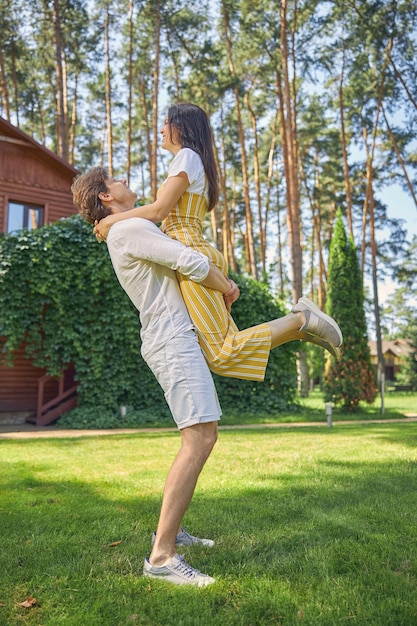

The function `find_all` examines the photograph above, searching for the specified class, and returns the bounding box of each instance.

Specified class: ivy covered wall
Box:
[0,216,297,427]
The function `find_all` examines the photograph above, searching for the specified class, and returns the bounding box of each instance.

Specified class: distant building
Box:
[0,117,79,425]
[368,338,414,382]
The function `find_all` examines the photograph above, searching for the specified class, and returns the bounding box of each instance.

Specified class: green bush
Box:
[0,216,297,427]
[213,272,298,413]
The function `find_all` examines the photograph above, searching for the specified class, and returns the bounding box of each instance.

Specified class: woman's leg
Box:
[268,312,305,348]
[269,297,343,356]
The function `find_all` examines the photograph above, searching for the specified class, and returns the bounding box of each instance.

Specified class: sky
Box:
[376,182,416,304]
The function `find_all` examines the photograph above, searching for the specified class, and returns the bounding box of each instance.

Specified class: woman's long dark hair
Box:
[167,103,219,212]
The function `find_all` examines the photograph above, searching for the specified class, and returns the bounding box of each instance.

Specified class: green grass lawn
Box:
[55,390,417,431]
[1,422,416,625]
[219,389,417,426]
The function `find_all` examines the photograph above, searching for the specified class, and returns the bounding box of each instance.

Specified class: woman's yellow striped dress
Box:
[162,190,271,381]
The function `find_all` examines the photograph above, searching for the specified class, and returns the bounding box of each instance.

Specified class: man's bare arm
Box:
[201,262,239,312]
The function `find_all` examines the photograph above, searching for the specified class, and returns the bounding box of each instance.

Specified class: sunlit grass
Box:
[1,423,416,625]
[220,389,417,426]
[297,388,417,417]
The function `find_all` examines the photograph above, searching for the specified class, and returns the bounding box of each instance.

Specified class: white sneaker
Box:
[292,296,343,358]
[143,554,215,587]
[152,527,215,548]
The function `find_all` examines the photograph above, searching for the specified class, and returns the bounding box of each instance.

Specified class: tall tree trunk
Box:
[314,151,327,310]
[369,171,384,394]
[0,44,10,121]
[266,115,285,296]
[237,96,257,278]
[104,4,113,175]
[100,123,106,167]
[279,0,302,303]
[53,0,68,160]
[265,112,280,276]
[299,145,326,308]
[38,94,46,143]
[138,73,152,193]
[279,0,307,395]
[150,0,161,200]
[222,0,257,278]
[217,105,236,272]
[245,93,265,274]
[266,110,288,295]
[126,0,134,185]
[11,52,20,125]
[276,199,285,297]
[62,48,69,153]
[339,35,353,238]
[362,34,394,398]
[360,126,369,275]
[68,73,78,165]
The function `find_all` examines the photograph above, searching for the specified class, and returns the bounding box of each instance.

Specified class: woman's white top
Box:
[167,148,208,199]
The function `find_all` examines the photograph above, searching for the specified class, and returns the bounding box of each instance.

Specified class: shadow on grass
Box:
[0,429,416,625]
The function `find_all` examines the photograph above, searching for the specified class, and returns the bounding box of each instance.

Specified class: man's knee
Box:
[203,421,218,451]
[182,421,218,457]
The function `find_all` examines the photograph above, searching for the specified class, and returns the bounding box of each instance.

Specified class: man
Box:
[72,167,236,587]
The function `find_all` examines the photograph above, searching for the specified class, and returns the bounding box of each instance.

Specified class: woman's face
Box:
[160,117,181,154]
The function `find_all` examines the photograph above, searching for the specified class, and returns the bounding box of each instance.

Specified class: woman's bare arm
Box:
[94,174,189,241]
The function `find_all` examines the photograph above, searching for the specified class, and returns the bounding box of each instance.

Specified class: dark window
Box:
[7,201,44,233]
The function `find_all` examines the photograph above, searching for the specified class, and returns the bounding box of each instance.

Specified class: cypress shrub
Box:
[324,211,377,410]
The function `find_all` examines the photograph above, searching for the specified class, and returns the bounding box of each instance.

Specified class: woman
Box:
[94,103,342,380]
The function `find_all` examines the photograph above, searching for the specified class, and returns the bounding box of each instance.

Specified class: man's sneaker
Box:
[292,296,343,358]
[143,553,215,587]
[152,528,215,548]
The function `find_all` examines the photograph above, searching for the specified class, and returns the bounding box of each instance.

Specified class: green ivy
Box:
[0,216,297,427]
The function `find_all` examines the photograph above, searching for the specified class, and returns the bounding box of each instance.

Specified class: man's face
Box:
[104,177,137,208]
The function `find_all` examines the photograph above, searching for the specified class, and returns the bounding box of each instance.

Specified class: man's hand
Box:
[223,279,240,312]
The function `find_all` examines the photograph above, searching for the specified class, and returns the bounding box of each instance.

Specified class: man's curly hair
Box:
[71,166,112,224]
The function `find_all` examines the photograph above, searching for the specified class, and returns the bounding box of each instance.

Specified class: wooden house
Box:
[0,116,79,425]
[368,338,414,387]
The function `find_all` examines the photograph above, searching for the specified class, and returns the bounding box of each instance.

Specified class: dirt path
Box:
[0,416,416,439]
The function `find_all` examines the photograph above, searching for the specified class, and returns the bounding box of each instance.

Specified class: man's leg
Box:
[149,420,218,567]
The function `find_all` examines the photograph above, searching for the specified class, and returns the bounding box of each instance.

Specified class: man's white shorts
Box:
[144,330,222,430]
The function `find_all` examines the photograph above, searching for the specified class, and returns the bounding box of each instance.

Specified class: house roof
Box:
[368,339,414,359]
[0,116,78,178]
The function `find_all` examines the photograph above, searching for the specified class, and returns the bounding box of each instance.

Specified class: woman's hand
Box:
[93,215,114,243]
[93,220,103,243]
[223,279,240,312]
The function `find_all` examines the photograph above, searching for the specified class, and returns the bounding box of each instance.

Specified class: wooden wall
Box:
[0,118,79,417]
[0,343,47,411]
[0,180,76,229]
[0,138,77,231]
[0,342,76,412]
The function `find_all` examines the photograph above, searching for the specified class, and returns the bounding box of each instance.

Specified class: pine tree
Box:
[325,211,377,411]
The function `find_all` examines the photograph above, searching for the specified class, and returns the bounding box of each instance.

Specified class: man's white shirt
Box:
[106,217,209,360]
